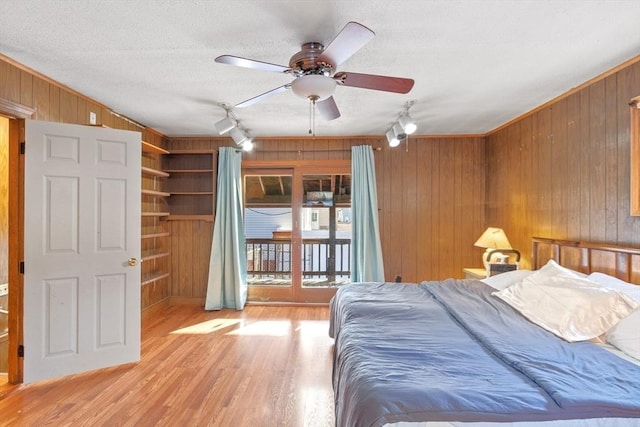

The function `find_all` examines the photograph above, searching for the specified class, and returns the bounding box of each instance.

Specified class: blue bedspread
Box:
[330,280,640,427]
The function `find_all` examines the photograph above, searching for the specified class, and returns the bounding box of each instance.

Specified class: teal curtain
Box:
[350,145,385,282]
[205,147,247,310]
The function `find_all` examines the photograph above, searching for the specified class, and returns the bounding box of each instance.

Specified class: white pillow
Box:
[481,269,533,290]
[536,259,586,278]
[587,272,640,359]
[493,274,638,342]
[605,308,640,360]
[587,272,640,302]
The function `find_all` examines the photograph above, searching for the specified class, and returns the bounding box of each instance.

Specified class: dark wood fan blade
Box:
[215,55,291,74]
[317,22,375,67]
[235,84,291,108]
[333,71,414,94]
[316,96,341,121]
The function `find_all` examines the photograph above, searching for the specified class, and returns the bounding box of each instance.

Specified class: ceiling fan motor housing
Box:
[289,42,333,76]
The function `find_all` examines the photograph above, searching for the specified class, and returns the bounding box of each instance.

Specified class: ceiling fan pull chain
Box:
[309,98,313,135]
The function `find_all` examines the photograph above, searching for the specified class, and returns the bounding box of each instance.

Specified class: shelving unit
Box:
[141,141,171,291]
[162,149,216,221]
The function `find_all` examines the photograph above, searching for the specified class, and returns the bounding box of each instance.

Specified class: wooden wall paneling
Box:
[579,88,592,240]
[589,80,607,242]
[472,137,486,268]
[402,138,418,282]
[19,70,33,108]
[566,93,582,239]
[0,61,21,102]
[59,89,77,124]
[387,142,403,280]
[430,140,442,279]
[438,140,456,279]
[416,140,433,280]
[48,84,60,122]
[33,78,50,121]
[604,74,619,242]
[552,98,568,240]
[537,107,553,240]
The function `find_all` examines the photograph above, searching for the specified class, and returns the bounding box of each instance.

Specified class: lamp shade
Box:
[291,74,337,101]
[215,116,237,134]
[474,227,512,249]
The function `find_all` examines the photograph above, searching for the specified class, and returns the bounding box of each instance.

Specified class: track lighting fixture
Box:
[398,114,417,135]
[230,127,248,144]
[386,129,400,147]
[387,101,417,148]
[215,116,237,134]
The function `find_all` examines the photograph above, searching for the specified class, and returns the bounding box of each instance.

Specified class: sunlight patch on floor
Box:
[226,320,292,336]
[170,318,242,335]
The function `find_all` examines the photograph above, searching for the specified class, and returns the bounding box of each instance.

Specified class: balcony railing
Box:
[246,238,351,283]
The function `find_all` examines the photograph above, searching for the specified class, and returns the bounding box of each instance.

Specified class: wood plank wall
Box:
[167,136,486,300]
[0,56,167,310]
[486,59,640,269]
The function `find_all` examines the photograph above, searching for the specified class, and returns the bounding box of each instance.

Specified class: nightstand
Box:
[463,268,486,279]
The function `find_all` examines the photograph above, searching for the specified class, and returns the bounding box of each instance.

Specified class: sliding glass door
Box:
[243,161,351,303]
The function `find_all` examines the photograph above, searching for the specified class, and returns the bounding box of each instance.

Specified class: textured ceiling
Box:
[1,1,639,138]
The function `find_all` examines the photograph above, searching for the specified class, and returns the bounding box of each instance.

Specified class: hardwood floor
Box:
[0,305,335,426]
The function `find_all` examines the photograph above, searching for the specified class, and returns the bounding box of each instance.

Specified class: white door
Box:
[23,119,141,383]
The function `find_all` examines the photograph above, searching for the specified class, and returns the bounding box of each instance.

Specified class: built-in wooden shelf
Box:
[141,231,171,239]
[142,251,170,262]
[141,141,169,154]
[142,211,170,217]
[169,191,213,195]
[167,214,214,222]
[142,189,171,197]
[141,271,171,286]
[163,169,214,173]
[141,166,170,177]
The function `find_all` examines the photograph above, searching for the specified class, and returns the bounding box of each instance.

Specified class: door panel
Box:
[24,119,141,383]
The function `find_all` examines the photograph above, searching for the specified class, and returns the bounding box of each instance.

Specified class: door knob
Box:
[128,258,138,266]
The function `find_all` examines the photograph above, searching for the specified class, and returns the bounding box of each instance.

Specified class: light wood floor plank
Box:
[0,305,335,426]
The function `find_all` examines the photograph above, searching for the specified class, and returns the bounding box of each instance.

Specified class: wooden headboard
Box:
[532,237,640,285]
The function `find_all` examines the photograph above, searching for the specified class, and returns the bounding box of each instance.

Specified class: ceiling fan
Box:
[214,21,415,122]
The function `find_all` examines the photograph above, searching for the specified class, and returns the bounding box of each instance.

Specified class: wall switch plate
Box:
[89,111,97,125]
[0,283,7,296]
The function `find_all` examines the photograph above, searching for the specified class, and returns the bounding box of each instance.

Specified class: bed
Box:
[330,237,640,427]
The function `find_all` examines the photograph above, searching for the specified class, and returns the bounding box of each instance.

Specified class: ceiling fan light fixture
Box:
[230,127,248,144]
[398,114,417,135]
[214,116,237,135]
[291,74,337,101]
[386,129,400,147]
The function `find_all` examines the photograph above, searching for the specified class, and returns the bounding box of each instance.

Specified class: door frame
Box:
[243,160,351,304]
[1,97,36,384]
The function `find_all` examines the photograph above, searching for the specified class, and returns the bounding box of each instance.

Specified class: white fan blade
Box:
[215,55,291,74]
[317,22,375,67]
[235,84,291,108]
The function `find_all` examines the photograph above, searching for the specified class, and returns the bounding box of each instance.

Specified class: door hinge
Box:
[18,345,24,358]
[20,141,25,154]
[19,261,24,274]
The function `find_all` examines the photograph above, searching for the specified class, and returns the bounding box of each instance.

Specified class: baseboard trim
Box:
[141,298,169,321]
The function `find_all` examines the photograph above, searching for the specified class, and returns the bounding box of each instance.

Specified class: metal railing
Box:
[246,238,351,281]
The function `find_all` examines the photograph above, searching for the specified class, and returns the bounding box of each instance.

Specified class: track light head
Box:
[215,116,237,134]
[398,114,417,135]
[392,122,407,141]
[386,129,400,147]
[230,127,248,144]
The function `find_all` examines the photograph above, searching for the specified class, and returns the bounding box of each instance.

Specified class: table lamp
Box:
[474,227,512,271]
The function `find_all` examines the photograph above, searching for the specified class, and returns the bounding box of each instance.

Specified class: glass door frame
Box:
[243,160,351,303]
